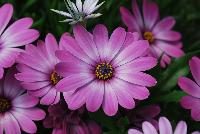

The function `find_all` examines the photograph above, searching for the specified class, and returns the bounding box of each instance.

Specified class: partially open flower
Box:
[51,0,104,25]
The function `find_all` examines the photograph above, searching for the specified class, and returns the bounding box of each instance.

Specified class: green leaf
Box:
[151,90,186,103]
[156,50,200,92]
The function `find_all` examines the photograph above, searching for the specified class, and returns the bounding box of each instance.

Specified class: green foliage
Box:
[1,0,200,133]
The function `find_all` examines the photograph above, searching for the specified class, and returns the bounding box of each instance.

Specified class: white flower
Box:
[51,0,104,24]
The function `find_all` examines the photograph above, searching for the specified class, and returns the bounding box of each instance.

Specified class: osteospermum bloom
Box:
[51,0,104,24]
[0,3,39,78]
[128,117,200,134]
[55,24,157,116]
[128,105,160,130]
[15,33,62,105]
[120,0,184,67]
[43,101,102,134]
[178,56,200,121]
[0,69,45,134]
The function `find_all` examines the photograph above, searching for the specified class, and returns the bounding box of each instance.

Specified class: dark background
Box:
[0,0,200,133]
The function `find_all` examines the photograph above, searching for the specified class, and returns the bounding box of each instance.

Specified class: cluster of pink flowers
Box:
[0,0,199,133]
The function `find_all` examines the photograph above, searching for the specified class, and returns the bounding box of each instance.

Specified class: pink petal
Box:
[15,72,49,82]
[73,24,99,60]
[102,82,118,116]
[120,7,140,33]
[1,17,33,40]
[13,107,45,121]
[174,121,187,134]
[128,129,143,134]
[142,121,158,134]
[45,33,58,64]
[93,24,109,60]
[155,41,184,57]
[86,81,104,112]
[0,4,13,35]
[12,94,39,108]
[132,0,143,28]
[21,81,50,91]
[178,77,200,98]
[123,32,140,48]
[0,48,20,68]
[67,86,89,110]
[3,113,21,134]
[153,17,176,34]
[115,57,157,72]
[40,87,57,105]
[56,74,94,92]
[55,61,91,77]
[113,81,135,109]
[143,0,159,29]
[116,72,157,87]
[114,40,149,66]
[158,117,172,134]
[28,85,54,98]
[108,27,127,61]
[113,78,150,100]
[59,33,93,64]
[12,111,37,133]
[2,29,39,47]
[180,96,200,110]
[191,107,200,121]
[155,31,181,41]
[3,69,25,99]
[189,56,200,86]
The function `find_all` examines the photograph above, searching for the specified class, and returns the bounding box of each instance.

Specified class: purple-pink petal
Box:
[178,77,200,98]
[189,56,200,86]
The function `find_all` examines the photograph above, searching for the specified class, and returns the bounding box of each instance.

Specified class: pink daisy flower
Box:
[178,56,200,121]
[128,105,160,130]
[15,33,62,105]
[43,101,102,134]
[120,0,184,67]
[0,3,39,78]
[0,69,45,134]
[55,24,157,116]
[128,117,199,134]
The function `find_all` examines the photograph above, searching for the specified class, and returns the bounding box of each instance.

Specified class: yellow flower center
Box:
[50,72,63,85]
[0,97,11,113]
[143,31,154,44]
[95,62,114,81]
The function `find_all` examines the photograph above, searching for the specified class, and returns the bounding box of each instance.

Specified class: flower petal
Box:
[155,31,181,41]
[178,77,200,98]
[3,113,20,134]
[115,57,157,72]
[120,7,140,33]
[102,82,118,116]
[0,4,13,35]
[142,121,158,134]
[114,40,149,66]
[174,121,187,134]
[93,24,109,60]
[128,129,143,134]
[155,41,184,58]
[1,18,33,40]
[116,72,157,87]
[86,81,104,112]
[12,111,37,134]
[73,25,99,60]
[12,94,39,108]
[153,17,176,34]
[189,56,200,86]
[143,0,159,29]
[159,117,172,134]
